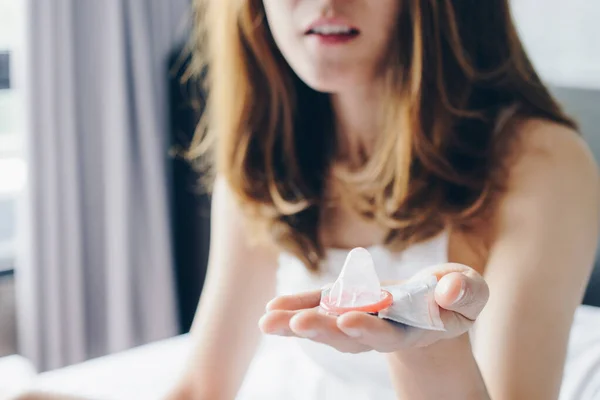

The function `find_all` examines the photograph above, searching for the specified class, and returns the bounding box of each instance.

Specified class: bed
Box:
[0,305,598,400]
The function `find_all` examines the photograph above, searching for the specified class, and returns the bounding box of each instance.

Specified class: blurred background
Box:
[0,0,598,398]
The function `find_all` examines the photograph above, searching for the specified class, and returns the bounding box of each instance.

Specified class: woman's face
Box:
[262,0,401,93]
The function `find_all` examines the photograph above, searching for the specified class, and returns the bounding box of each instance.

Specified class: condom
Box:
[319,247,445,331]
[320,248,393,315]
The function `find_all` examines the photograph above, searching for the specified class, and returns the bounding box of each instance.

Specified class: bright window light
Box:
[0,157,26,195]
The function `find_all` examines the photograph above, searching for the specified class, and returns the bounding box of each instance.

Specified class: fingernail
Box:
[265,299,276,312]
[297,330,318,338]
[343,328,362,338]
[453,280,466,305]
[438,276,467,306]
[437,277,453,296]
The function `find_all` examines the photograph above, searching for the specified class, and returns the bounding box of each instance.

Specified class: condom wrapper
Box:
[319,248,445,331]
[379,276,445,331]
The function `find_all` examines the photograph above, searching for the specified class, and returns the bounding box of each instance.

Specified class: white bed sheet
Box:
[560,305,600,400]
[30,335,190,400]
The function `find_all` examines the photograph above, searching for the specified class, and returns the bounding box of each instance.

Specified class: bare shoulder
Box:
[452,120,599,268]
[212,176,256,236]
[210,175,280,261]
[444,120,598,272]
[490,118,600,275]
[468,120,600,400]
[507,119,599,192]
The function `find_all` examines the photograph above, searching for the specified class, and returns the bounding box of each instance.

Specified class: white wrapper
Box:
[379,276,445,331]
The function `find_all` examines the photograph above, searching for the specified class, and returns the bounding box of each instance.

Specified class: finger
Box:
[291,308,371,353]
[259,310,300,336]
[435,270,489,321]
[337,311,411,352]
[259,309,342,339]
[289,308,344,339]
[265,290,322,311]
[437,307,473,336]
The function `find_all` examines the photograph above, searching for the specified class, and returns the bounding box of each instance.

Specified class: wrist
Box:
[164,384,193,400]
[165,380,206,400]
[391,333,471,363]
[387,334,489,400]
[166,377,228,400]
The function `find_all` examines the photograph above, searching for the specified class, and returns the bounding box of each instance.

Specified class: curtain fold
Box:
[17,0,191,371]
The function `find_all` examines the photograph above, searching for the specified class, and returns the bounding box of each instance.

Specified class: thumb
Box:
[434,271,489,321]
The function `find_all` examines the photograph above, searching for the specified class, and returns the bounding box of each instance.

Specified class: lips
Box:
[306,26,360,36]
[304,18,360,40]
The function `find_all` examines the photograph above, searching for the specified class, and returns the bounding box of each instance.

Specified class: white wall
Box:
[511,0,600,89]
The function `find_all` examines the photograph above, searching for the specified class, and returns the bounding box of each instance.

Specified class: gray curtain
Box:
[16,0,191,371]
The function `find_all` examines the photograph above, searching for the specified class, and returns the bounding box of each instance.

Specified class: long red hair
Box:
[188,0,576,270]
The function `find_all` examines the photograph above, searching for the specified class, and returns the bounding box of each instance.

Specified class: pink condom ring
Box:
[320,288,393,315]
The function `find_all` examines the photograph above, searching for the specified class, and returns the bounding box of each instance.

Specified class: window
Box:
[0,0,27,272]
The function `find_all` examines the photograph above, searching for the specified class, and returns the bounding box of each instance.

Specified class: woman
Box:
[170,0,600,399]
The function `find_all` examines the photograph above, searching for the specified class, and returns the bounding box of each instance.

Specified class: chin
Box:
[301,75,364,94]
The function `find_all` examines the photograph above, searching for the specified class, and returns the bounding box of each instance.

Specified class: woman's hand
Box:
[259,263,489,353]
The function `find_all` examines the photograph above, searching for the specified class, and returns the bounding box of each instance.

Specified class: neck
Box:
[330,83,383,162]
